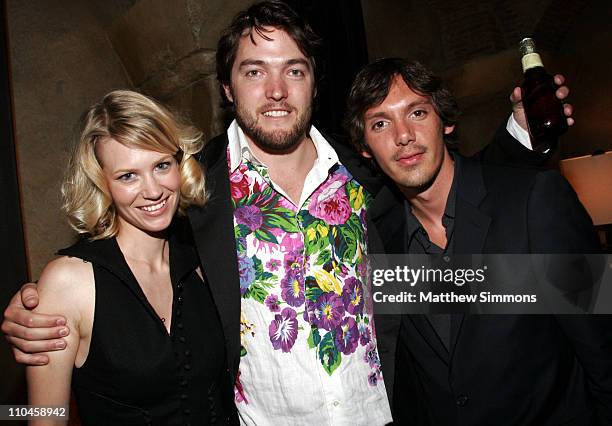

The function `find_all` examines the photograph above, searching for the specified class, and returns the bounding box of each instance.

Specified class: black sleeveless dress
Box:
[58,230,238,425]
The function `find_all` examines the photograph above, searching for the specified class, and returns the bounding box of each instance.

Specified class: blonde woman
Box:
[27,90,237,425]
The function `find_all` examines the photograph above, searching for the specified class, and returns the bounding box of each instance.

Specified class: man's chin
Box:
[395,173,437,196]
[235,106,312,155]
[248,128,307,154]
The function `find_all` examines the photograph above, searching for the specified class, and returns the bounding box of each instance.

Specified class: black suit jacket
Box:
[371,155,612,425]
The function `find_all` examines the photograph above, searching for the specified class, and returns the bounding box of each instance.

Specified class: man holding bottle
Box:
[344,57,612,425]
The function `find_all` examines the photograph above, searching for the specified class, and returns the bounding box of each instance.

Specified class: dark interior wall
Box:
[557,2,612,158]
[361,0,612,159]
[6,0,134,280]
[1,0,28,410]
[287,0,369,140]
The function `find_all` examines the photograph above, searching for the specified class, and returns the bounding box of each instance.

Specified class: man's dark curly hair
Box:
[216,1,322,107]
[344,58,461,155]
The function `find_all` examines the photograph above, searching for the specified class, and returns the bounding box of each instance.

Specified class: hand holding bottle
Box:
[511,74,574,132]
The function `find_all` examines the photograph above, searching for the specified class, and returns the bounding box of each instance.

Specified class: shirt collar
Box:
[226,119,339,172]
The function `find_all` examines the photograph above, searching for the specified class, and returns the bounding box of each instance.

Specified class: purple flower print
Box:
[359,208,367,224]
[237,253,255,295]
[281,269,305,307]
[342,277,364,315]
[266,259,281,271]
[308,174,352,225]
[265,294,280,312]
[312,293,345,330]
[335,317,359,355]
[359,322,371,346]
[283,250,304,272]
[235,205,263,231]
[357,261,367,278]
[368,371,378,386]
[269,308,298,353]
[363,342,380,369]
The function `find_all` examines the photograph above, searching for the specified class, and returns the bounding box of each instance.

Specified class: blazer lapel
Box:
[188,135,241,377]
[453,157,491,254]
[449,156,491,361]
[411,315,451,365]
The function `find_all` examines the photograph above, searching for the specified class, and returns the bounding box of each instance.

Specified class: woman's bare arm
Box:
[26,256,94,426]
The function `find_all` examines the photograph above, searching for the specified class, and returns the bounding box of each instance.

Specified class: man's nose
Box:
[395,120,415,146]
[265,74,288,101]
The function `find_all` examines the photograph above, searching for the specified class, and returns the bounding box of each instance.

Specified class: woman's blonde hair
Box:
[62,90,207,239]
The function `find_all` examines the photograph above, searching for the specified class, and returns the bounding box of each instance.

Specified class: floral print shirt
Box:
[226,121,392,425]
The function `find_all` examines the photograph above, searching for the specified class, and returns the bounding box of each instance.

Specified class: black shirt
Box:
[401,154,461,350]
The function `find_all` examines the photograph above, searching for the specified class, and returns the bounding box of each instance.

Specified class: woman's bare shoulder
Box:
[38,256,94,298]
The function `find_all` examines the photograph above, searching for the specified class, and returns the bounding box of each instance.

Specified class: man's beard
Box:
[234,100,313,154]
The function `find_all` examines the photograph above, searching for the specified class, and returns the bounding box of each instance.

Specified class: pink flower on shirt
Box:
[230,164,251,201]
[308,174,352,225]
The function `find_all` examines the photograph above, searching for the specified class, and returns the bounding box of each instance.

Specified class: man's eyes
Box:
[288,68,305,77]
[371,121,388,131]
[411,109,428,119]
[243,68,307,79]
[245,69,262,78]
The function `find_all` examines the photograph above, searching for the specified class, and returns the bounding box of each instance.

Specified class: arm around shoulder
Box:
[27,256,94,425]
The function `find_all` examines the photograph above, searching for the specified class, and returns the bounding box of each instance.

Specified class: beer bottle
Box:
[519,37,567,152]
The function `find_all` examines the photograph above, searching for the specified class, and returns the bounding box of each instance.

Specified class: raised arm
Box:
[25,257,93,426]
[480,74,573,168]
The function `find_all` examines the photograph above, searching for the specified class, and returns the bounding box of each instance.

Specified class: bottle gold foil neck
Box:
[522,52,544,72]
[519,38,537,56]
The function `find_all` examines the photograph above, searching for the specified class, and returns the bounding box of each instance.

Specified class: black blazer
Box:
[371,155,612,425]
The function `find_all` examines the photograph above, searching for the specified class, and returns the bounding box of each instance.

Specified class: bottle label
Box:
[522,53,544,71]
